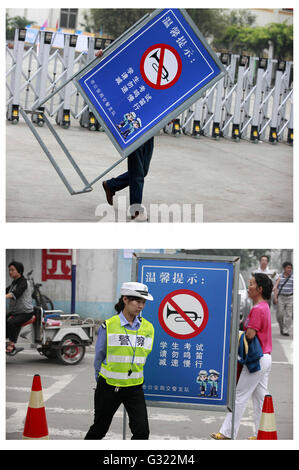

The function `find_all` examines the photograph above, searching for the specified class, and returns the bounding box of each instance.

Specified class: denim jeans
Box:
[106,137,154,214]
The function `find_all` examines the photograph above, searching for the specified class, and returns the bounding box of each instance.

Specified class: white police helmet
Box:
[120,282,153,301]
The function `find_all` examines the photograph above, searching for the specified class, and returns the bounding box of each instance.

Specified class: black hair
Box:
[114,296,125,314]
[8,260,24,276]
[282,261,292,269]
[259,255,270,262]
[253,273,273,300]
[114,295,143,313]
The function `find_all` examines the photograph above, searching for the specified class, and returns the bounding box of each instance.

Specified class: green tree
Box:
[267,22,293,60]
[6,14,36,40]
[181,249,271,271]
[81,9,231,41]
[81,9,153,38]
[225,9,256,27]
[214,21,293,60]
[186,9,229,38]
[80,9,292,60]
[218,24,270,56]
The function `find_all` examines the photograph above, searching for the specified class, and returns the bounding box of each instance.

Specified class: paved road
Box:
[6,120,293,222]
[6,312,293,441]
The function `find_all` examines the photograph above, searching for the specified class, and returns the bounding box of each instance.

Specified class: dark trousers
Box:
[6,312,33,343]
[85,376,149,440]
[106,137,154,214]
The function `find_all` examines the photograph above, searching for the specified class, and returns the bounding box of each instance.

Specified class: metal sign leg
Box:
[20,106,132,196]
[20,107,93,195]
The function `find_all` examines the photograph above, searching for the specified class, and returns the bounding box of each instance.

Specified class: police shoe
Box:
[130,211,148,222]
[102,181,114,206]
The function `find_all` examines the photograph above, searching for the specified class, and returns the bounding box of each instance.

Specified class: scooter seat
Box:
[21,315,36,327]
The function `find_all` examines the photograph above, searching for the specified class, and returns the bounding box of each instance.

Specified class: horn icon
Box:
[166,305,199,322]
[150,49,169,82]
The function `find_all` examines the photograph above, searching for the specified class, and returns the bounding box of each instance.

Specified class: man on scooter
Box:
[6,261,34,355]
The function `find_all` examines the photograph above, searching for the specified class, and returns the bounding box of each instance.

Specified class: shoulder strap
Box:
[278,275,291,296]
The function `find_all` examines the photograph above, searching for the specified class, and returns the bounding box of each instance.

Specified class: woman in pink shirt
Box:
[211,273,273,440]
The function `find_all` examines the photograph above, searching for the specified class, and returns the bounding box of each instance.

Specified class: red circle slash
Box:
[140,43,182,90]
[158,289,209,339]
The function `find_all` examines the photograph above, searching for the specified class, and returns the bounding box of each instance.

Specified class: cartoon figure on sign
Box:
[121,117,142,139]
[117,112,136,129]
[208,369,220,397]
[196,370,208,397]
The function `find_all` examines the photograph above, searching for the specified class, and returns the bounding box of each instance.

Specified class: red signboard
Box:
[42,249,72,281]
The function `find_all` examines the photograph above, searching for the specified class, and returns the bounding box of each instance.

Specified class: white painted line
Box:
[42,374,75,401]
[6,387,31,393]
[148,412,191,422]
[6,374,76,435]
[272,361,293,365]
[277,338,293,364]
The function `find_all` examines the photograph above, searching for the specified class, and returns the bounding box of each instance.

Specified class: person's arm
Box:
[245,305,261,342]
[94,323,107,382]
[245,328,257,342]
[7,278,28,300]
[273,276,281,304]
[95,49,103,58]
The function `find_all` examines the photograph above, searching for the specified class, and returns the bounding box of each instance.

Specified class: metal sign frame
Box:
[74,8,226,159]
[17,9,225,196]
[17,15,150,196]
[132,252,240,421]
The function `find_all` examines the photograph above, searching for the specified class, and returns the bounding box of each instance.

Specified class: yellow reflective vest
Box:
[99,314,154,387]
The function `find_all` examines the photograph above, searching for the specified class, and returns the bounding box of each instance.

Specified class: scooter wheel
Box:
[57,334,85,365]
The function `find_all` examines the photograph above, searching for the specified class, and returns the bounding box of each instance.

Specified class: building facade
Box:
[5,249,166,320]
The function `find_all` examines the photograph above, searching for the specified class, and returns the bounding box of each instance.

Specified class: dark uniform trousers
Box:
[105,137,154,214]
[85,376,149,440]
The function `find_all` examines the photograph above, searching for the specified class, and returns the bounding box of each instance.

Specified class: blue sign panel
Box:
[76,9,224,157]
[137,257,235,407]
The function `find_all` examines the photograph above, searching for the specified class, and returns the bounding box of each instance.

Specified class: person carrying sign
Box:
[95,49,154,222]
[85,281,154,440]
[102,135,154,222]
[211,273,273,440]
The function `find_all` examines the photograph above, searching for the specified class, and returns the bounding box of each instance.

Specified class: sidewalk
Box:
[6,119,293,222]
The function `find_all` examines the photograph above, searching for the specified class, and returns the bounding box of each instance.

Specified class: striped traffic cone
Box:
[257,394,277,440]
[23,374,49,439]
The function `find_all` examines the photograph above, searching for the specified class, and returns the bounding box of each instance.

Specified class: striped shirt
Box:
[278,273,293,295]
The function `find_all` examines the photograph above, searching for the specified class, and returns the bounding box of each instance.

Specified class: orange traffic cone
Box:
[257,394,277,440]
[23,374,49,439]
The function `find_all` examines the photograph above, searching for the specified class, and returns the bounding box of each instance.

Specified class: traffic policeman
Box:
[85,282,154,440]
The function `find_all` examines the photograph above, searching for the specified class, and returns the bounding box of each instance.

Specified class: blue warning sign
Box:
[75,9,225,157]
[134,254,239,409]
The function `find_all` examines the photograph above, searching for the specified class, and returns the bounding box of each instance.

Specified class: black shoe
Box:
[130,211,148,222]
[102,181,114,206]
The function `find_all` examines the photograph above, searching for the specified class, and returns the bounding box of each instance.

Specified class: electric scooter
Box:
[6,306,95,365]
